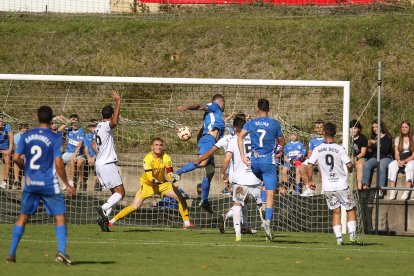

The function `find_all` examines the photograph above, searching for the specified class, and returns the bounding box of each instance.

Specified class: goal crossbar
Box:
[0,73,351,150]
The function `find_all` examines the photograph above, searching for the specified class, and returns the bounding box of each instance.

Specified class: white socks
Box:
[333,225,342,239]
[102,193,123,216]
[233,205,242,237]
[347,220,357,237]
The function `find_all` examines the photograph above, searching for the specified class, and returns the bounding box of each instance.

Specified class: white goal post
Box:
[0,73,353,233]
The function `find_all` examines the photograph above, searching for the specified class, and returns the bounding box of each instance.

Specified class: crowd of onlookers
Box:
[0,113,99,191]
[1,112,413,200]
[278,119,413,200]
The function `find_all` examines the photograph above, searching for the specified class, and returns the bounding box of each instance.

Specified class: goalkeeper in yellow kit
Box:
[108,137,194,228]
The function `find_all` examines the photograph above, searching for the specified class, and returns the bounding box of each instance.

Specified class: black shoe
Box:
[96,207,107,220]
[218,214,225,234]
[199,200,214,214]
[241,226,256,235]
[97,218,110,232]
[55,252,73,266]
[6,255,15,263]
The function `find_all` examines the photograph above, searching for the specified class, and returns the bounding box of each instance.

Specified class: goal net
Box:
[0,74,358,233]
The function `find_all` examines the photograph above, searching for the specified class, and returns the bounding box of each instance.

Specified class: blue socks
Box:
[55,225,67,255]
[9,224,25,257]
[201,177,210,202]
[261,190,267,203]
[175,161,201,175]
[265,208,273,221]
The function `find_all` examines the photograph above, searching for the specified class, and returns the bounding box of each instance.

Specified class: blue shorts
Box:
[251,161,278,191]
[198,134,216,155]
[20,191,66,216]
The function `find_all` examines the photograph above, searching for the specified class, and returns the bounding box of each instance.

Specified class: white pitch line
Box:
[0,238,413,255]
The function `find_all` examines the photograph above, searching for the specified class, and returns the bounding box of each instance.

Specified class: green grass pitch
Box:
[0,224,413,275]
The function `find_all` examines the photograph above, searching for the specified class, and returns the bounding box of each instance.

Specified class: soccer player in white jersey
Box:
[93,90,125,232]
[222,117,263,241]
[195,113,261,234]
[307,122,363,245]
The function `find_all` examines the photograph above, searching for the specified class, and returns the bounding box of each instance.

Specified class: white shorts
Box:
[96,163,123,190]
[232,184,262,206]
[324,188,356,211]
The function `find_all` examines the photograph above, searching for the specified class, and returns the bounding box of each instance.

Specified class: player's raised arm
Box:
[238,129,249,166]
[109,90,121,129]
[177,104,208,112]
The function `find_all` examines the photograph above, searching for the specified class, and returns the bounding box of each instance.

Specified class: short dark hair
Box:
[233,117,246,132]
[102,105,114,119]
[18,123,29,130]
[324,122,336,137]
[151,137,164,145]
[37,106,53,124]
[257,98,270,112]
[235,112,247,120]
[212,94,224,102]
[314,119,324,125]
[350,119,362,130]
[291,125,300,133]
[69,113,79,120]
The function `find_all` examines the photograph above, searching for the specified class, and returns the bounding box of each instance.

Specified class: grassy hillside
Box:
[1,8,413,134]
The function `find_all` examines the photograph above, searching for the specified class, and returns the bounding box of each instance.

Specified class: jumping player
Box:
[172,94,226,213]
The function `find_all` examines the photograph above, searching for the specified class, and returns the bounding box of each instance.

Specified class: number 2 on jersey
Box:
[30,145,42,170]
[257,129,266,147]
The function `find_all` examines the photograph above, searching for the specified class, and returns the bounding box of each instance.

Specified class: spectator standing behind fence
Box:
[387,121,414,200]
[350,120,368,190]
[361,120,393,198]
[12,123,29,190]
[0,114,13,190]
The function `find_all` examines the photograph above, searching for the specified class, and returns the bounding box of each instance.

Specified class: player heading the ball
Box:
[172,94,226,214]
[307,122,364,246]
[7,106,76,265]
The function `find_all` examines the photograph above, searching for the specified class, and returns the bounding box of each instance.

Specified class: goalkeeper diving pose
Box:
[108,137,195,229]
[172,94,226,214]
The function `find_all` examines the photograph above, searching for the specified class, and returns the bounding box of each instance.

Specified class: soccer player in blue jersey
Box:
[6,106,76,265]
[282,129,306,195]
[0,114,13,189]
[238,99,285,241]
[172,94,225,213]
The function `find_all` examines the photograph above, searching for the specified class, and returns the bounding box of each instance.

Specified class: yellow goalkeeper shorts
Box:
[135,182,174,200]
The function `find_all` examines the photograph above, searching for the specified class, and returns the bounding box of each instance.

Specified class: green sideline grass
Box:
[0,225,413,275]
[1,11,414,132]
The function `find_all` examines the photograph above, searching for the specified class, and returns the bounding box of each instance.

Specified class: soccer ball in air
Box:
[177,126,192,141]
